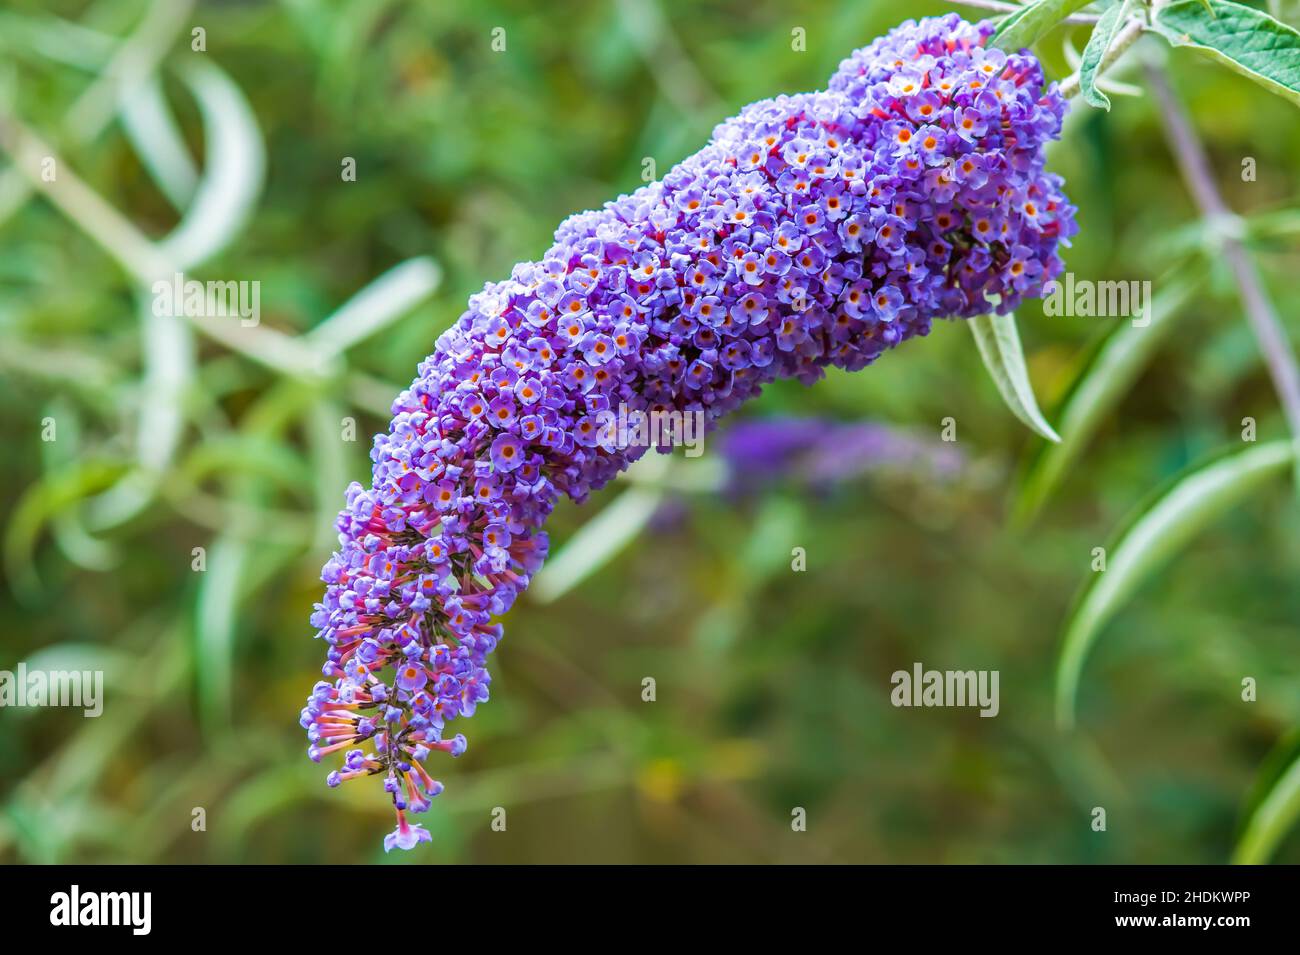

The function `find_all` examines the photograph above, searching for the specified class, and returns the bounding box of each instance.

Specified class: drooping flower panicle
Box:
[302,14,1076,850]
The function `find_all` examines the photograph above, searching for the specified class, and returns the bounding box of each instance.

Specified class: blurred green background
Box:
[1,0,1298,864]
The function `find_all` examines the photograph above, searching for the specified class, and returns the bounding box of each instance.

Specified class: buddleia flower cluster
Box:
[301,13,1076,851]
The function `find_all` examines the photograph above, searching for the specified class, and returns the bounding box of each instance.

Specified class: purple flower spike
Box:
[304,14,1075,849]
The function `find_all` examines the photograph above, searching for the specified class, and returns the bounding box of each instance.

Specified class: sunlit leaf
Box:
[3,460,129,600]
[176,433,313,498]
[1246,208,1300,242]
[1234,731,1300,863]
[306,397,353,552]
[87,291,196,531]
[1015,272,1202,525]
[0,10,114,71]
[22,643,128,688]
[118,72,199,210]
[194,534,247,730]
[157,58,266,270]
[1152,0,1300,108]
[532,455,671,604]
[38,398,117,570]
[992,0,1095,51]
[64,0,195,137]
[1056,440,1295,729]
[309,257,442,359]
[968,311,1061,443]
[1080,0,1132,110]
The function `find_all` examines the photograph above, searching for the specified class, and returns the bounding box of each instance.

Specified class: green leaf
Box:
[1234,732,1300,863]
[1152,0,1300,109]
[23,643,129,694]
[531,454,671,604]
[1245,208,1300,242]
[305,397,352,552]
[87,290,196,531]
[992,0,1095,51]
[194,534,247,730]
[0,11,115,71]
[38,398,117,571]
[3,459,129,601]
[157,58,266,270]
[1015,272,1202,525]
[118,72,199,211]
[1055,440,1295,729]
[218,764,319,861]
[968,312,1061,443]
[308,257,442,359]
[1080,1,1131,110]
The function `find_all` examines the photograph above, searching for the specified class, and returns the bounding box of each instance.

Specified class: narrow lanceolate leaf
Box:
[969,312,1061,443]
[306,398,351,553]
[530,486,665,604]
[1015,273,1202,526]
[1246,208,1300,242]
[195,534,246,730]
[1080,1,1132,110]
[1234,740,1300,864]
[1152,0,1300,109]
[531,454,672,604]
[308,257,442,359]
[992,0,1095,52]
[157,59,266,271]
[1055,440,1295,729]
[118,73,199,211]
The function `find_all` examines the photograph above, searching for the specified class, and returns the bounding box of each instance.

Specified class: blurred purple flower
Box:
[717,417,964,495]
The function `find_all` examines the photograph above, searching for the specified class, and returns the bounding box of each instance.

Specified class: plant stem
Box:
[1145,64,1300,459]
